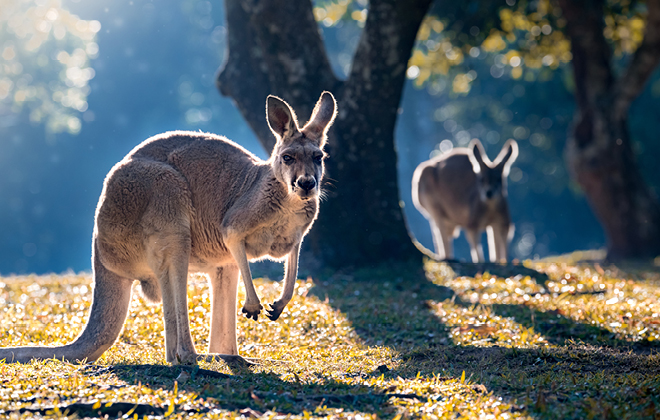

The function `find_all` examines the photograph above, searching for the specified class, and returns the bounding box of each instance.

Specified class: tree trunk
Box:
[559,0,660,259]
[217,0,431,267]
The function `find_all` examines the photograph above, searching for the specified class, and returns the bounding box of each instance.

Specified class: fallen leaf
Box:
[240,408,263,418]
[458,324,498,335]
[473,384,488,394]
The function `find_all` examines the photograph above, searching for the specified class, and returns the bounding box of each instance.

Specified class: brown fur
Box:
[0,92,337,365]
[412,139,518,263]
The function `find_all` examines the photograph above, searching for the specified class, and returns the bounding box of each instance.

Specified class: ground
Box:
[1,252,660,419]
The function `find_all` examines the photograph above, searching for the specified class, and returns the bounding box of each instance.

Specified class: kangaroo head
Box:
[266,91,337,201]
[468,139,518,202]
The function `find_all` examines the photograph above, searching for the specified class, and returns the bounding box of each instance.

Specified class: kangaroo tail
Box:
[0,241,133,364]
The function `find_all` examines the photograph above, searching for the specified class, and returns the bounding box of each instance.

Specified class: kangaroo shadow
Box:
[60,362,397,418]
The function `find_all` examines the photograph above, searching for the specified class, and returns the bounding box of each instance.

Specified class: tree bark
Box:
[217,0,432,267]
[558,0,660,259]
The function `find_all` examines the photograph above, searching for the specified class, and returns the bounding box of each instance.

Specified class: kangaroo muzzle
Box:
[296,176,317,192]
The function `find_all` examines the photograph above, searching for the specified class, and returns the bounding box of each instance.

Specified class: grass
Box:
[1,253,660,418]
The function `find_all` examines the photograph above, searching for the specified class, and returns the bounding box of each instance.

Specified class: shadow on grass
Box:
[68,263,457,418]
[308,261,660,418]
[6,362,399,418]
[490,303,660,352]
[99,362,398,418]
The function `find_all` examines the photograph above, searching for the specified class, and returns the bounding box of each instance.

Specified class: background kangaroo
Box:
[0,91,336,365]
[412,139,518,263]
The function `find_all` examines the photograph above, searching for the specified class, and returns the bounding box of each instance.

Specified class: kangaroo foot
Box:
[197,354,257,367]
[241,302,263,320]
[171,351,199,366]
[266,300,286,321]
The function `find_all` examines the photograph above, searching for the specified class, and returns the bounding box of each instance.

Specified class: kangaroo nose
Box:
[297,177,316,192]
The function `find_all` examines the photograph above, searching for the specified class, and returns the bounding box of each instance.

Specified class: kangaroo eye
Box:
[282,155,294,164]
[313,154,323,164]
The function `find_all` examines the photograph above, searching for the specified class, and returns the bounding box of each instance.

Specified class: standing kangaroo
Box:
[412,139,518,263]
[0,91,336,365]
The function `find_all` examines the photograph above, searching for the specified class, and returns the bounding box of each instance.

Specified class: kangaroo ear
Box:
[468,139,487,174]
[267,95,299,142]
[302,91,337,146]
[495,139,519,177]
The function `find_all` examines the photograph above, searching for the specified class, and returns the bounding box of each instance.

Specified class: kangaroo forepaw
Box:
[241,303,263,320]
[266,301,285,321]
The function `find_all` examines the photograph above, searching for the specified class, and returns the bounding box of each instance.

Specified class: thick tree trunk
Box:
[559,0,660,259]
[217,0,431,267]
[315,0,432,266]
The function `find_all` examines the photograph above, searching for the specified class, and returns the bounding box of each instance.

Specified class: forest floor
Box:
[1,252,660,419]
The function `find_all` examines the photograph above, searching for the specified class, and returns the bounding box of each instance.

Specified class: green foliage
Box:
[406,0,650,93]
[0,0,99,136]
[2,255,660,418]
[312,0,368,28]
[312,0,548,92]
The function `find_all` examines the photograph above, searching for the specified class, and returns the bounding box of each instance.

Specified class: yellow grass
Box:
[1,254,659,418]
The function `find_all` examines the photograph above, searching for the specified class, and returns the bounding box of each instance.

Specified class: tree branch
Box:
[612,0,660,119]
[556,0,614,114]
[331,0,432,189]
[216,0,338,153]
[216,0,275,150]
[341,0,432,136]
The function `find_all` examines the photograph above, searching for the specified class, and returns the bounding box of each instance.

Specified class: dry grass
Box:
[1,253,659,418]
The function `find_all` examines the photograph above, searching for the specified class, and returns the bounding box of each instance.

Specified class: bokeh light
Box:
[0,0,100,136]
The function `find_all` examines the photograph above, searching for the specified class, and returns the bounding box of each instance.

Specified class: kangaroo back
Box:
[413,149,480,226]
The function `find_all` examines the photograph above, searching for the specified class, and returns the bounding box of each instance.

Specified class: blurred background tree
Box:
[1,0,659,273]
[558,0,660,259]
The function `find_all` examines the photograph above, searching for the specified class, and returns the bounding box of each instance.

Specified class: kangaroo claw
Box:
[241,304,262,320]
[266,302,284,321]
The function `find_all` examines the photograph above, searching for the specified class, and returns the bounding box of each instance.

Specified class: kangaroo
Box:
[0,91,336,365]
[412,139,518,263]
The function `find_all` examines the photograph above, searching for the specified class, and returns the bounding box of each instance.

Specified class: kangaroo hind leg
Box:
[429,213,456,261]
[147,231,197,365]
[465,228,485,263]
[196,264,251,366]
[142,169,197,364]
[492,223,511,263]
[486,226,497,263]
[207,264,239,355]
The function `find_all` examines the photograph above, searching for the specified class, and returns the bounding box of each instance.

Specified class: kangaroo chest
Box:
[244,209,311,260]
